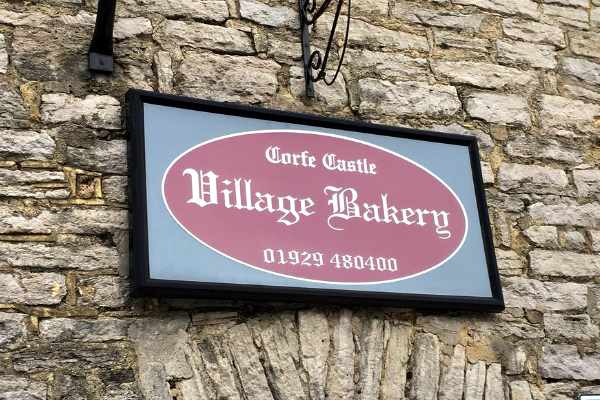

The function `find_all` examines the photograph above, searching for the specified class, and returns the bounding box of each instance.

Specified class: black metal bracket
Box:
[298,0,350,98]
[88,0,117,73]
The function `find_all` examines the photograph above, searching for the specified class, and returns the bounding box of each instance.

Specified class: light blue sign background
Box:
[144,103,492,298]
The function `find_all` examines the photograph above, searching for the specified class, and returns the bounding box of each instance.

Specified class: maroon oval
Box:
[162,130,467,284]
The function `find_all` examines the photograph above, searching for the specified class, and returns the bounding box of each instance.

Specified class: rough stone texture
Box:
[502,18,566,47]
[39,318,129,342]
[540,345,600,380]
[0,272,67,305]
[453,0,540,19]
[431,61,537,90]
[326,310,354,400]
[67,140,127,174]
[569,32,600,59]
[177,51,280,104]
[573,170,600,198]
[159,20,254,54]
[503,277,587,311]
[497,40,557,69]
[41,94,121,130]
[510,381,533,400]
[544,313,599,340]
[289,66,348,112]
[0,130,55,160]
[0,241,119,271]
[438,344,466,400]
[102,175,128,203]
[118,0,229,21]
[0,34,7,74]
[381,323,411,400]
[0,376,47,400]
[497,163,567,194]
[0,169,68,199]
[495,249,524,276]
[77,276,129,308]
[359,79,461,119]
[466,92,531,127]
[464,361,486,400]
[540,95,600,133]
[505,135,582,164]
[298,310,329,400]
[561,57,600,87]
[484,364,504,400]
[240,0,298,28]
[531,250,600,278]
[529,202,600,228]
[409,333,440,400]
[0,312,29,350]
[523,226,558,248]
[543,4,589,28]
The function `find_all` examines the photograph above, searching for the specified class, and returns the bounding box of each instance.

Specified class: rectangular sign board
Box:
[127,90,504,311]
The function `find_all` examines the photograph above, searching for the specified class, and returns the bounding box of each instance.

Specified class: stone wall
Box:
[0,0,599,398]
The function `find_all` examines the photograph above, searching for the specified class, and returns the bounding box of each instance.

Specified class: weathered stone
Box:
[118,0,229,22]
[226,323,274,400]
[562,84,600,103]
[160,20,254,54]
[594,7,600,27]
[505,135,582,164]
[289,66,348,112]
[255,318,305,400]
[346,49,429,81]
[481,162,495,184]
[0,272,66,305]
[0,205,128,234]
[510,381,533,400]
[464,361,486,400]
[358,318,384,400]
[561,57,600,86]
[431,123,494,152]
[590,285,600,319]
[495,249,523,276]
[102,175,128,203]
[326,310,354,400]
[529,202,600,228]
[544,313,599,340]
[540,94,600,133]
[503,277,587,310]
[358,79,461,119]
[12,25,89,82]
[574,170,600,198]
[297,310,329,400]
[569,31,600,59]
[523,226,558,248]
[40,318,129,342]
[0,241,119,271]
[432,61,537,90]
[505,347,527,375]
[67,140,127,174]
[502,18,565,47]
[77,276,129,308]
[409,333,440,400]
[590,230,600,252]
[381,323,411,400]
[561,230,586,250]
[0,312,29,350]
[434,31,491,53]
[0,130,55,160]
[137,362,171,400]
[198,334,241,399]
[438,344,466,400]
[240,0,297,27]
[543,4,589,28]
[0,169,68,199]
[177,51,279,104]
[453,0,540,19]
[41,94,121,130]
[129,315,194,381]
[0,80,29,129]
[466,92,531,127]
[544,0,588,7]
[543,382,578,400]
[497,40,557,69]
[531,250,600,277]
[0,34,7,74]
[353,0,388,16]
[540,344,600,380]
[317,15,428,52]
[113,17,152,40]
[498,163,567,194]
[484,364,504,400]
[154,51,173,93]
[416,10,485,31]
[0,376,47,400]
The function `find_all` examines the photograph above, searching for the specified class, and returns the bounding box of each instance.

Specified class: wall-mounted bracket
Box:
[298,0,350,98]
[88,0,117,73]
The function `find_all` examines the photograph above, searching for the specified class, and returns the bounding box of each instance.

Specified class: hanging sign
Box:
[128,90,503,311]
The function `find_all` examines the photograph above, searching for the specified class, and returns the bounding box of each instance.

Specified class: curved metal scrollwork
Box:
[299,0,351,97]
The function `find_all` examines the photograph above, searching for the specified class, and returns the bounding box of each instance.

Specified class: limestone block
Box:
[503,277,587,311]
[0,272,66,305]
[497,163,567,194]
[502,18,565,47]
[431,61,537,90]
[465,92,531,127]
[41,94,121,130]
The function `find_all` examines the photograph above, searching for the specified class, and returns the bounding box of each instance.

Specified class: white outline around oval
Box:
[160,129,470,286]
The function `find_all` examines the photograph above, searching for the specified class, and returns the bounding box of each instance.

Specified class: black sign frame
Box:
[127,89,504,312]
